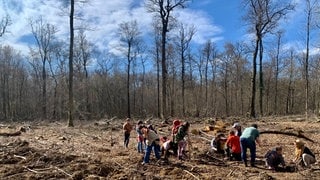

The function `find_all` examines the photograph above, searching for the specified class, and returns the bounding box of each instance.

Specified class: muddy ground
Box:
[1,115,320,180]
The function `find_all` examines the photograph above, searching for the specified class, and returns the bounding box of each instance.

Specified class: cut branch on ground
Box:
[260,130,315,143]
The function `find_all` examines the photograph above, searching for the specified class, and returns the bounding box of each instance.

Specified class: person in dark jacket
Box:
[265,146,286,171]
[174,122,190,160]
[293,139,316,168]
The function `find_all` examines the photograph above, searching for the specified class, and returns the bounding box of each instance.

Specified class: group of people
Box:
[122,118,191,165]
[124,118,317,169]
[211,123,316,171]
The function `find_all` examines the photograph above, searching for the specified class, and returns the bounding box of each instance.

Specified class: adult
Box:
[293,139,316,168]
[240,124,260,167]
[141,127,161,165]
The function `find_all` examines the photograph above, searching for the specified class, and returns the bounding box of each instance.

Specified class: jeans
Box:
[137,135,144,153]
[137,141,144,153]
[143,141,161,163]
[124,132,130,148]
[240,138,256,165]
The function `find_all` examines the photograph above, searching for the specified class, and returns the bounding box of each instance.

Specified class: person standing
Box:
[240,124,260,167]
[135,120,145,153]
[123,118,133,148]
[174,122,190,160]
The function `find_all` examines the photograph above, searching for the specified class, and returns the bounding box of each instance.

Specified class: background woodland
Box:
[0,0,320,123]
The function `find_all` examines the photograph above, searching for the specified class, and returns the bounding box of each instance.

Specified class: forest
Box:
[1,1,320,179]
[0,0,319,124]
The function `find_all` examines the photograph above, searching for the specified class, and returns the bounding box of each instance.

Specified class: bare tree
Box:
[174,23,195,116]
[47,41,67,120]
[242,0,294,117]
[146,0,190,119]
[0,15,10,38]
[73,30,93,120]
[303,0,318,119]
[286,49,296,114]
[118,20,141,118]
[273,31,283,114]
[151,21,162,118]
[68,0,75,127]
[30,18,58,120]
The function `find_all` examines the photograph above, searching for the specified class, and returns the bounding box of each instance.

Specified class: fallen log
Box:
[0,130,21,136]
[199,130,214,138]
[260,130,315,143]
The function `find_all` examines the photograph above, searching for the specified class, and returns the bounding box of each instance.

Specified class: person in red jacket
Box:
[226,130,241,161]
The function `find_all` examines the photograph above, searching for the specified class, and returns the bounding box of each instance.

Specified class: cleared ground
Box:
[0,115,320,179]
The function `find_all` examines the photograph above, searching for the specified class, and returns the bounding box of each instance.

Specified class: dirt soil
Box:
[1,115,320,180]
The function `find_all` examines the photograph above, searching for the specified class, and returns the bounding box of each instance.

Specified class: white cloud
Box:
[174,9,223,44]
[0,0,223,56]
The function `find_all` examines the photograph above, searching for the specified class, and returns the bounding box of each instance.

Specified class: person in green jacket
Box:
[174,122,190,160]
[240,124,261,167]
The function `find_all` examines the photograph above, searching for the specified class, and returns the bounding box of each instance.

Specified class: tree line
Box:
[0,0,319,123]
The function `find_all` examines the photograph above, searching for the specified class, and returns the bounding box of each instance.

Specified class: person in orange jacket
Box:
[226,130,241,161]
[123,118,133,148]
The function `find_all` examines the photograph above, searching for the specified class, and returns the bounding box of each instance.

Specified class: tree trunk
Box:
[250,38,259,118]
[127,46,131,118]
[68,0,75,127]
[259,37,264,116]
[161,27,167,119]
[42,59,47,120]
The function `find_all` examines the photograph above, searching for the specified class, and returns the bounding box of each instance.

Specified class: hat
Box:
[295,139,305,147]
[216,133,227,140]
[232,123,240,128]
[173,119,181,126]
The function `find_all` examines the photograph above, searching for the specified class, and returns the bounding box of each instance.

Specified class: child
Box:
[232,122,242,137]
[211,133,227,154]
[226,130,241,161]
[293,139,316,168]
[123,118,133,148]
[171,119,182,156]
[136,120,145,153]
[172,119,182,136]
[174,122,190,160]
[265,146,286,171]
[160,136,176,160]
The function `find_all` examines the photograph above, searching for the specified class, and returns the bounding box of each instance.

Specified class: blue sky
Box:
[0,0,310,56]
[191,0,246,44]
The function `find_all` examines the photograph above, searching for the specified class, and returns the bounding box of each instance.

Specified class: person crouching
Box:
[141,126,161,165]
[265,146,286,171]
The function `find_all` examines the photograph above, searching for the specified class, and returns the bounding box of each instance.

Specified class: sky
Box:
[0,0,309,57]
